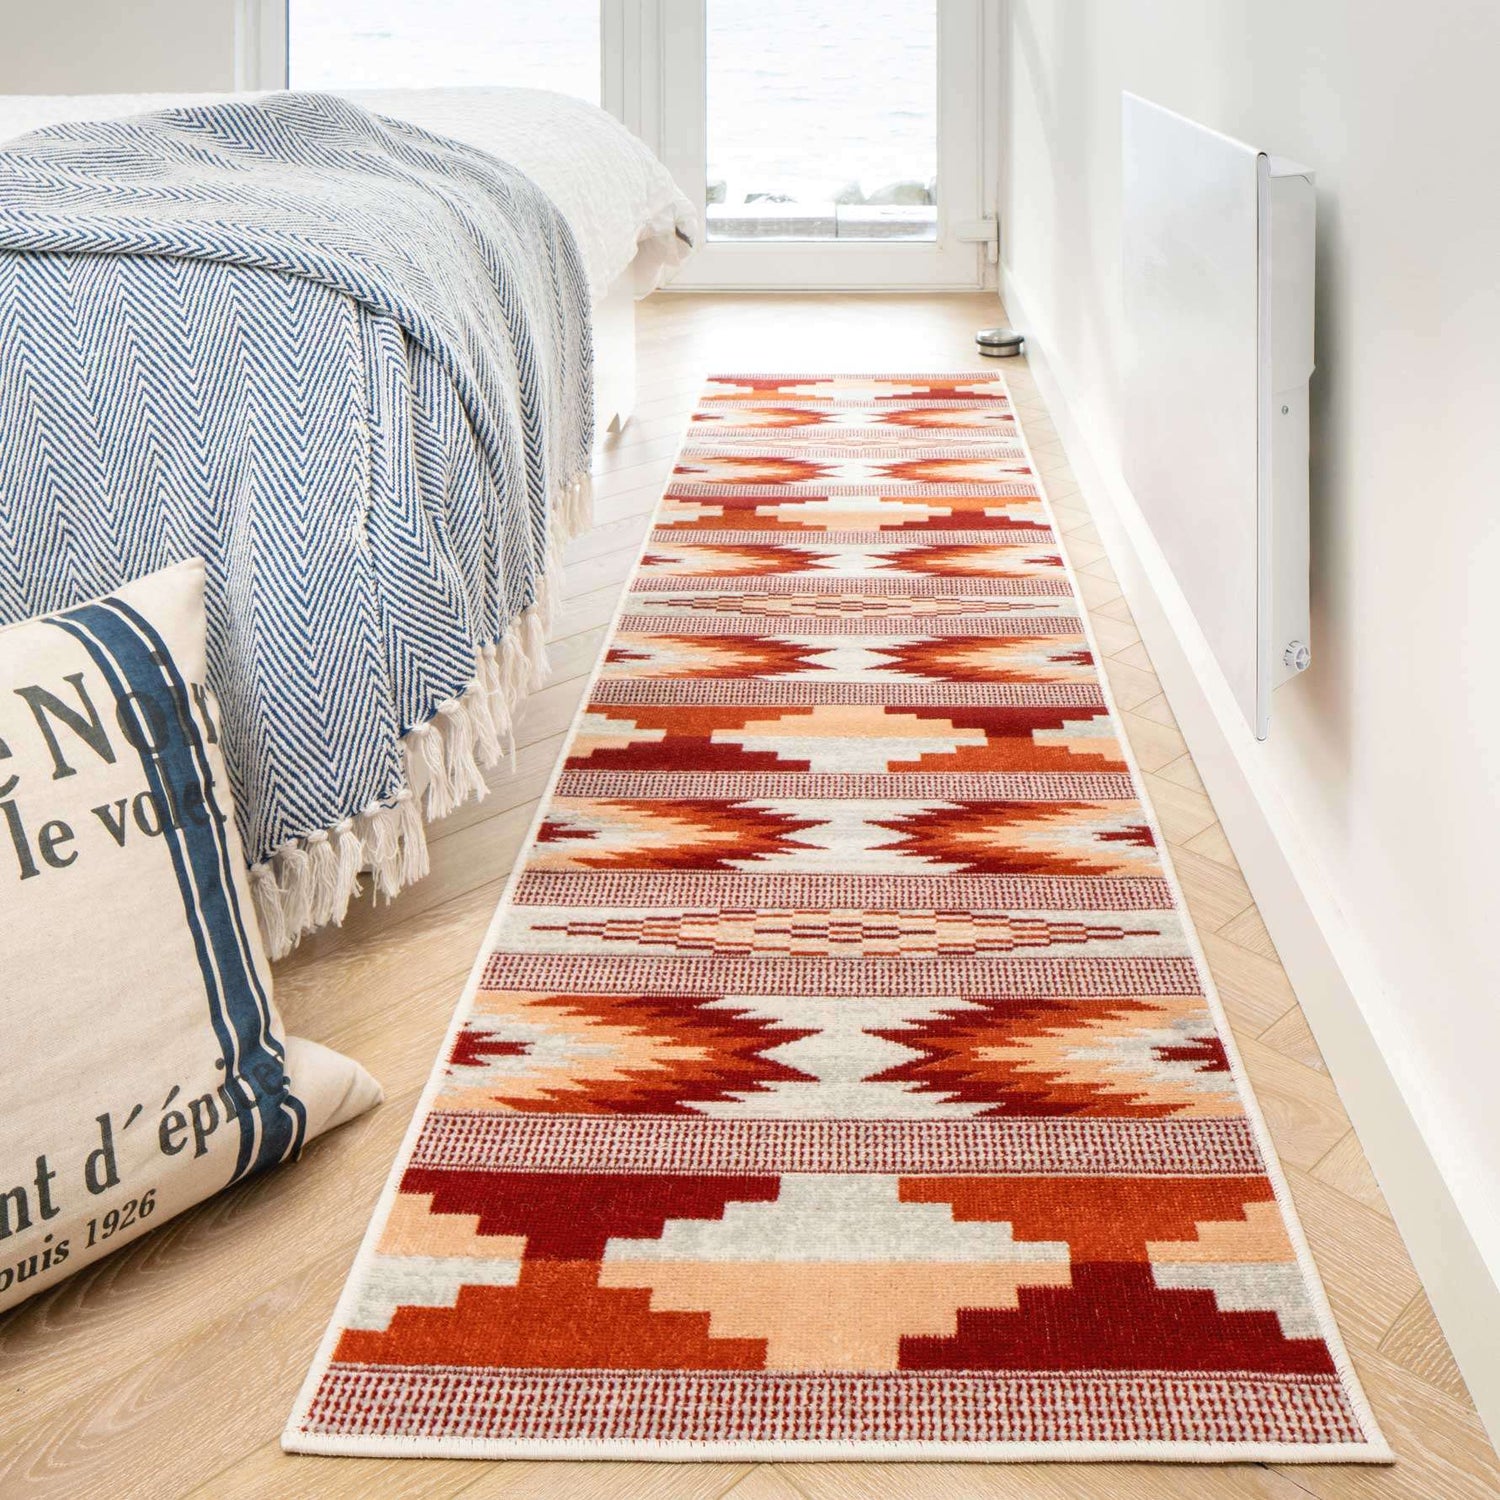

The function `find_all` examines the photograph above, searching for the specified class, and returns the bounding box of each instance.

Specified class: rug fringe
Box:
[248,469,592,959]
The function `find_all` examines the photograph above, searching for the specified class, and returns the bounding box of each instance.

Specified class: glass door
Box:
[706,1,936,244]
[661,0,994,288]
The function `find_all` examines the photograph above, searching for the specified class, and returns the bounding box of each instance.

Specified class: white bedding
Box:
[0,86,696,296]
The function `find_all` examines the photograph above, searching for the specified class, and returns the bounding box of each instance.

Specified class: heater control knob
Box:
[1283,640,1312,672]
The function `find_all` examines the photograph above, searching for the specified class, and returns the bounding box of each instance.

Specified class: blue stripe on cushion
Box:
[49,597,306,1181]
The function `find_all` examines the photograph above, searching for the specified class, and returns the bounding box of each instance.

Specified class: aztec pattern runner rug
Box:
[286,375,1390,1462]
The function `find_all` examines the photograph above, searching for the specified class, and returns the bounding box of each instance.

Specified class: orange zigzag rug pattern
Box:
[285,375,1390,1462]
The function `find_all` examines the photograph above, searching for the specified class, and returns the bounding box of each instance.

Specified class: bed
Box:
[0,86,695,435]
[0,88,695,954]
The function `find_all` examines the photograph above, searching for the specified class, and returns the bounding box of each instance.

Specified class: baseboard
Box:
[1001,265,1500,1444]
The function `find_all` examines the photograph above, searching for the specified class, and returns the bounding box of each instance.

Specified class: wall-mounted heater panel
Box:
[1121,93,1315,740]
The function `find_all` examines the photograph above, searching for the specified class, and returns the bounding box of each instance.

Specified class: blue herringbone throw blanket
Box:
[0,92,592,954]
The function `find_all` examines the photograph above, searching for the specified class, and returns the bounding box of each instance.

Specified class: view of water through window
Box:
[706,0,938,241]
[289,0,602,102]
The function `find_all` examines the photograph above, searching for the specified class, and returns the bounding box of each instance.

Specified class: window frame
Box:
[254,0,1002,290]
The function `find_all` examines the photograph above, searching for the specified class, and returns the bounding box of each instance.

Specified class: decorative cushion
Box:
[0,560,381,1311]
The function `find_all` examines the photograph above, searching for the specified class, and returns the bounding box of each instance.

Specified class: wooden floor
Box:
[3,292,1495,1500]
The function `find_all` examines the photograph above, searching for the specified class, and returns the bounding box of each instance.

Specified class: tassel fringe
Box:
[248,469,593,960]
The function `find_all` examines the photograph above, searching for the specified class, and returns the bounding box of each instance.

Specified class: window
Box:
[706,0,938,243]
[661,0,992,288]
[288,0,601,102]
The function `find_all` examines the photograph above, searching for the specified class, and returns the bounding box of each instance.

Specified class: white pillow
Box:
[0,560,381,1311]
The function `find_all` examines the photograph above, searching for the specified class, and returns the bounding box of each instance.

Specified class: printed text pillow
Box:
[0,560,381,1311]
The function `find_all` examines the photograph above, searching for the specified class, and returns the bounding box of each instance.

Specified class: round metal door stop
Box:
[976,327,1025,357]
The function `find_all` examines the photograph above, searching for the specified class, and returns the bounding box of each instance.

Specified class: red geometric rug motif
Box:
[285,374,1390,1461]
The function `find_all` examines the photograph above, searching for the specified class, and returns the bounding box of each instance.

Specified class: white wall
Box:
[0,0,239,94]
[1001,0,1500,1344]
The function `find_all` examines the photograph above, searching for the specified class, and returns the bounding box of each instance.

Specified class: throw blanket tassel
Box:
[305,830,342,931]
[248,865,290,963]
[332,820,365,917]
[247,469,592,958]
[396,793,430,890]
